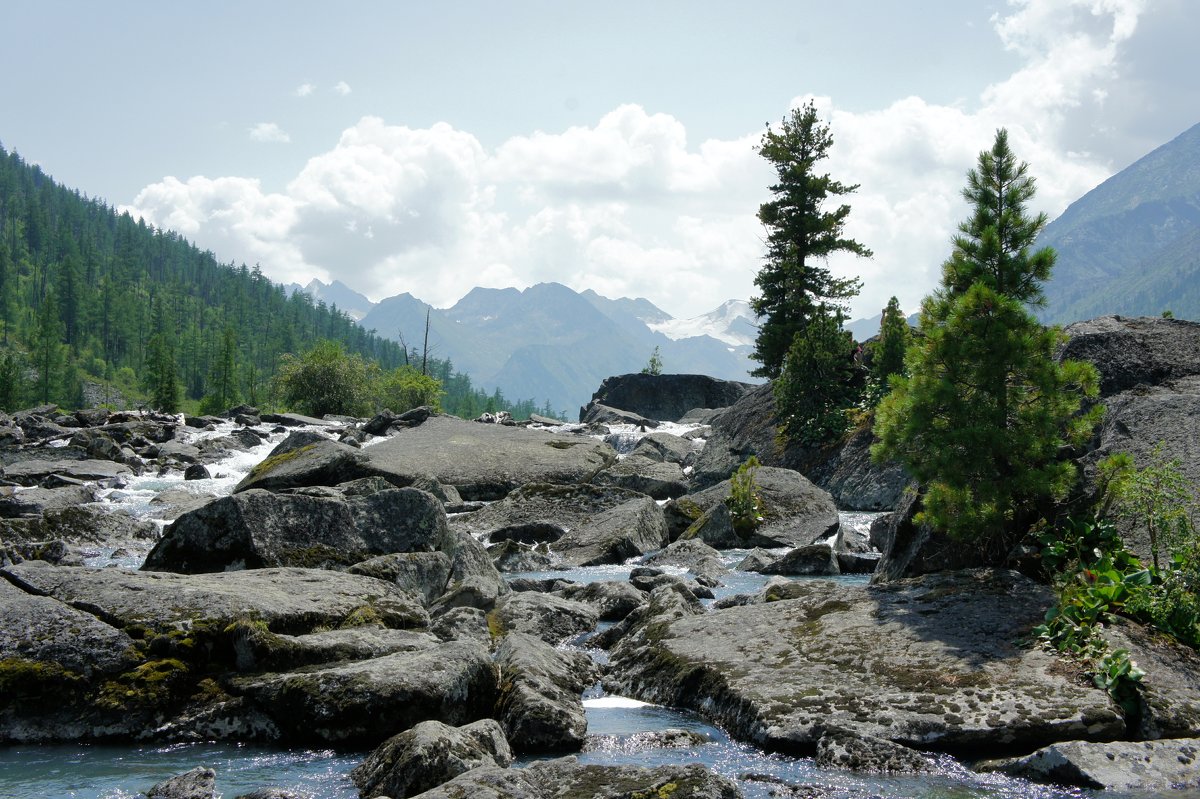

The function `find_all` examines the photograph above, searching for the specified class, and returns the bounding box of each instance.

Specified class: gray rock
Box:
[143,488,448,573]
[230,625,438,672]
[490,591,598,645]
[183,464,211,481]
[803,424,910,511]
[552,491,669,566]
[435,528,510,610]
[591,455,688,499]
[584,373,752,424]
[735,547,778,572]
[350,552,453,605]
[1,458,133,486]
[234,431,370,493]
[579,402,659,428]
[837,552,881,575]
[452,483,668,567]
[984,738,1200,791]
[0,504,158,546]
[429,606,492,645]
[232,640,498,745]
[488,539,563,573]
[494,632,598,754]
[0,484,97,518]
[870,489,997,583]
[260,412,332,427]
[1102,617,1200,739]
[407,759,742,799]
[629,431,699,465]
[675,467,840,549]
[1060,315,1200,398]
[555,580,647,621]
[0,577,139,680]
[814,727,934,773]
[3,561,428,637]
[757,543,840,576]
[675,501,738,547]
[364,415,617,501]
[605,569,1125,753]
[689,383,805,487]
[351,718,513,799]
[147,767,216,799]
[642,538,729,583]
[1075,375,1200,564]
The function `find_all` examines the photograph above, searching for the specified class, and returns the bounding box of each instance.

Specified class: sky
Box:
[2,0,1197,323]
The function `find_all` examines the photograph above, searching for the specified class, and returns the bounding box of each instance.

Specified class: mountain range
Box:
[293,119,1200,414]
[1038,121,1200,324]
[290,280,761,416]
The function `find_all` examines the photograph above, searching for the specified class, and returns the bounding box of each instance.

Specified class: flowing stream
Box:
[0,419,1125,798]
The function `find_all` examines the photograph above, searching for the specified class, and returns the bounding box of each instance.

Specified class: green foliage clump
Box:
[1032,516,1148,711]
[641,346,663,376]
[377,365,444,413]
[872,129,1102,545]
[774,309,859,445]
[750,100,871,381]
[863,296,910,408]
[1099,443,1197,571]
[274,339,379,418]
[727,456,764,537]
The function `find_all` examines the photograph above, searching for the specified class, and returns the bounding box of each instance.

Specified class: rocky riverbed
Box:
[3,329,1200,798]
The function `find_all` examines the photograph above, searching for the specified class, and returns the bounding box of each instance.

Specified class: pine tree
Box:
[144,332,180,412]
[872,130,1102,544]
[32,286,65,404]
[750,100,871,380]
[865,296,910,406]
[774,306,859,444]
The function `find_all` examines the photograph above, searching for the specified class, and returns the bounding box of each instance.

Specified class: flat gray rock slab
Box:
[2,458,133,485]
[986,738,1200,791]
[606,569,1124,753]
[232,640,498,745]
[365,415,617,500]
[0,578,137,679]
[2,562,427,635]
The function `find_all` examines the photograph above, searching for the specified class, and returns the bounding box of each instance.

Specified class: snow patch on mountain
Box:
[646,300,758,347]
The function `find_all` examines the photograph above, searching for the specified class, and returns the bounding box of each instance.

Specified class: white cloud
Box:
[334,81,352,96]
[294,82,315,98]
[127,0,1150,323]
[248,122,291,144]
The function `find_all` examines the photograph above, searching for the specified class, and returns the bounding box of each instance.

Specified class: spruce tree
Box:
[750,100,871,380]
[774,306,859,444]
[865,296,910,406]
[872,129,1102,544]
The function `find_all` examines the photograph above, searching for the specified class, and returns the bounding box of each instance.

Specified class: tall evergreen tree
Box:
[750,100,871,380]
[144,333,180,412]
[774,306,859,444]
[32,286,65,404]
[872,130,1102,544]
[865,296,910,406]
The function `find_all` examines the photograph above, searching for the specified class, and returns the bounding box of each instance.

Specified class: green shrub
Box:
[727,456,764,537]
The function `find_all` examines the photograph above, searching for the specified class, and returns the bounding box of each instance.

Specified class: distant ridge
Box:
[1039,121,1200,324]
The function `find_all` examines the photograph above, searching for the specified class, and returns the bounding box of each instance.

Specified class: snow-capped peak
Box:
[646,300,758,347]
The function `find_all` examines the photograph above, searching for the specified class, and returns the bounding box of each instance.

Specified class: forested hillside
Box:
[0,145,552,418]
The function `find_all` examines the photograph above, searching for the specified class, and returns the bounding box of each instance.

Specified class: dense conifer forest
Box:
[0,145,554,419]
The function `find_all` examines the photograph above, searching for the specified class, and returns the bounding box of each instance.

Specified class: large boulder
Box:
[405,758,742,799]
[451,483,668,567]
[605,569,1126,754]
[583,373,753,424]
[488,592,598,645]
[672,466,839,549]
[3,562,428,638]
[143,488,449,573]
[234,431,370,493]
[1059,315,1200,397]
[349,552,454,605]
[590,455,688,500]
[494,632,598,754]
[351,718,513,799]
[984,738,1200,791]
[231,640,498,745]
[870,488,997,583]
[803,424,911,511]
[629,431,699,465]
[365,415,617,500]
[1,457,133,486]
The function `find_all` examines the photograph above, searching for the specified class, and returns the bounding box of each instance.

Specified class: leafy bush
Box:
[727,456,764,536]
[274,340,378,418]
[377,365,443,413]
